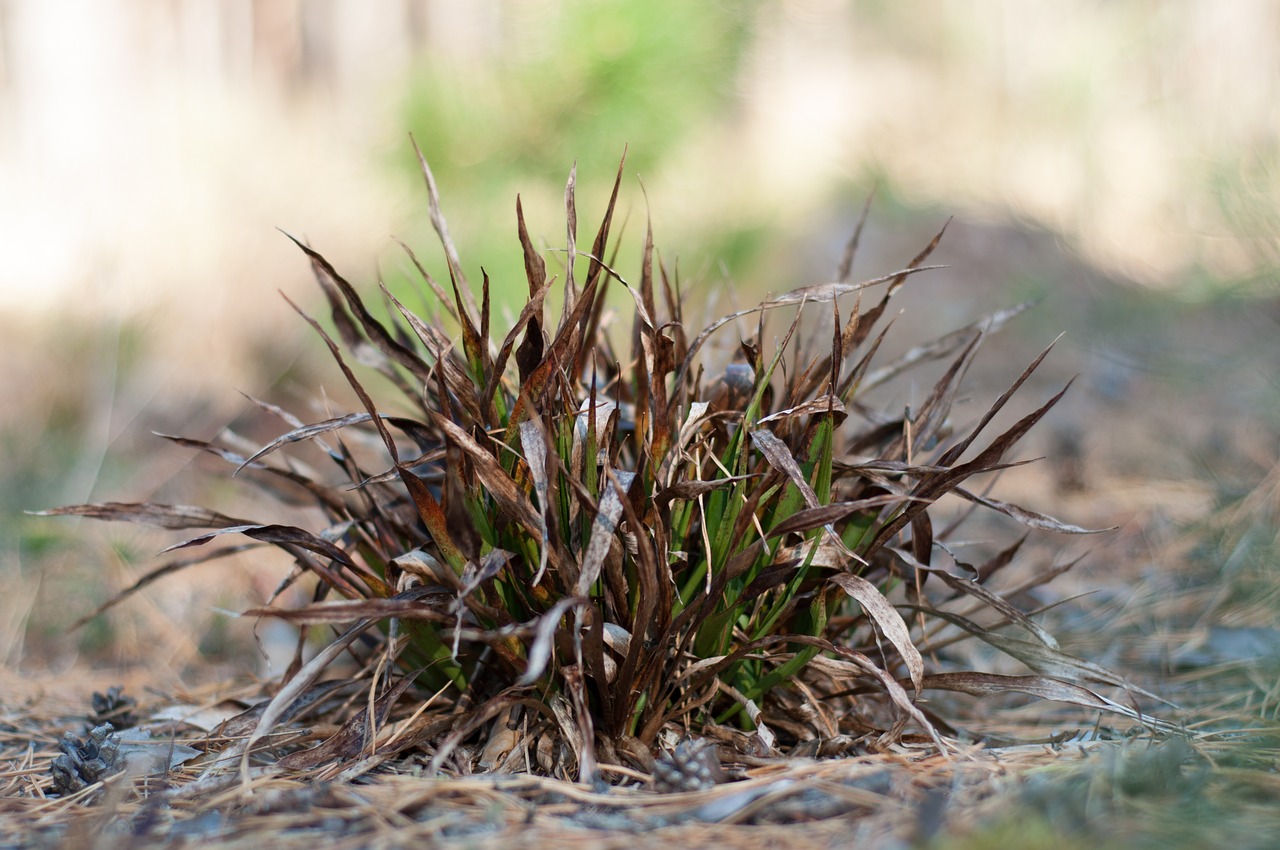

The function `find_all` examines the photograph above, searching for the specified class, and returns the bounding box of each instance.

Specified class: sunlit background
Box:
[2,0,1278,674]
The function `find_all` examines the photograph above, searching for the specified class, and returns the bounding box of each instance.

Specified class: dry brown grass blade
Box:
[868,379,1074,553]
[156,431,268,466]
[921,673,1177,730]
[577,295,620,399]
[840,319,894,401]
[907,332,985,460]
[484,272,556,417]
[942,381,1073,480]
[569,150,628,383]
[841,220,953,365]
[935,333,1060,467]
[668,266,937,410]
[762,267,946,307]
[157,432,352,516]
[909,511,934,573]
[241,595,454,625]
[287,293,467,571]
[213,679,356,738]
[425,410,544,539]
[517,596,590,686]
[394,237,460,323]
[32,502,250,529]
[835,188,876,284]
[830,573,925,697]
[655,474,758,506]
[834,458,958,477]
[480,270,492,366]
[518,419,554,585]
[890,547,1060,648]
[766,495,911,538]
[563,163,579,308]
[507,228,625,434]
[970,533,1029,583]
[516,194,548,300]
[383,287,486,424]
[575,469,636,596]
[750,429,822,511]
[426,690,542,776]
[859,302,1034,394]
[447,260,490,385]
[819,650,946,750]
[602,473,670,735]
[287,235,434,385]
[242,592,563,666]
[243,390,307,426]
[757,394,846,424]
[560,664,598,783]
[630,305,656,470]
[513,194,551,384]
[952,486,1115,534]
[916,605,1167,704]
[636,216,672,465]
[158,523,380,598]
[895,218,950,293]
[284,296,400,464]
[848,457,1035,491]
[402,470,465,574]
[233,412,374,474]
[158,517,338,558]
[410,134,478,319]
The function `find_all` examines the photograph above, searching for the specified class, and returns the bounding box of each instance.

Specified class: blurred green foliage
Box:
[400,0,750,185]
[390,0,756,313]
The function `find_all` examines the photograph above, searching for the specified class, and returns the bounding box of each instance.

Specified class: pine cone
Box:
[90,686,137,729]
[50,723,123,795]
[651,738,723,793]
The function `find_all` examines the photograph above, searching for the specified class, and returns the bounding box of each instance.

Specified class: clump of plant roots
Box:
[46,147,1165,784]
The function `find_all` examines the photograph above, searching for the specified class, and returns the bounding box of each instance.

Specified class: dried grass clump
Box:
[44,147,1162,783]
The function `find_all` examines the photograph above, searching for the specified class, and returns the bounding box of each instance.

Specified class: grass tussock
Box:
[42,146,1162,783]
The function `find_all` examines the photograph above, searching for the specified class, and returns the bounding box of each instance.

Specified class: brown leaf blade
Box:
[954,486,1115,534]
[575,470,635,596]
[33,502,250,530]
[922,672,1175,730]
[831,573,925,697]
[162,523,358,570]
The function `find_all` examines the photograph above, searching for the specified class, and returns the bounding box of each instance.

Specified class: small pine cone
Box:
[651,738,723,794]
[90,686,137,729]
[50,723,123,796]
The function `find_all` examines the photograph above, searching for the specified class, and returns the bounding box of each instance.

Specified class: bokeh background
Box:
[2,0,1278,686]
